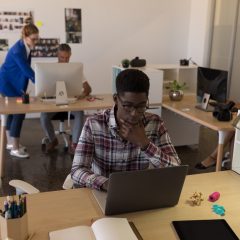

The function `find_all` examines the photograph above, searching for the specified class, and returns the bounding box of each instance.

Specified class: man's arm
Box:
[71,118,108,190]
[82,81,92,96]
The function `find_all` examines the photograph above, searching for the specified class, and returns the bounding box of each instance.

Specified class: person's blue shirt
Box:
[0,39,35,97]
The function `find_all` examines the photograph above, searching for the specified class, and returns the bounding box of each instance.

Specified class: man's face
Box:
[58,50,71,63]
[115,92,148,126]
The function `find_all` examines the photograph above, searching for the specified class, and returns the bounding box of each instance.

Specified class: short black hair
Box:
[58,43,71,52]
[116,69,150,96]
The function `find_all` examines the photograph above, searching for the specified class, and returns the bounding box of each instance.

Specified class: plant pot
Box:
[169,90,184,101]
[122,62,129,68]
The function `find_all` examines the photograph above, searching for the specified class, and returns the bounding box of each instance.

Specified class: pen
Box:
[1,195,27,219]
[21,90,30,95]
[21,195,27,216]
[4,200,8,212]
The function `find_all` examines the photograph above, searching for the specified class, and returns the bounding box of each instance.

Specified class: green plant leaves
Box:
[166,80,187,91]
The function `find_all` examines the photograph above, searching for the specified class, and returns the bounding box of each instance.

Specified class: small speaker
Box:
[130,57,146,67]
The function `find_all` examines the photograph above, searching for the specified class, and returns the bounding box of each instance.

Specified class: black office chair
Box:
[41,112,74,152]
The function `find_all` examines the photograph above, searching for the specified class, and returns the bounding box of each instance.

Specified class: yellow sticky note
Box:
[36,21,43,28]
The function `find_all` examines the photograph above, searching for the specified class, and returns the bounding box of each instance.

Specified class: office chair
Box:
[9,180,40,195]
[9,174,73,194]
[41,112,74,152]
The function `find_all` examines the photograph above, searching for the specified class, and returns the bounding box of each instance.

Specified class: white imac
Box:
[35,62,84,103]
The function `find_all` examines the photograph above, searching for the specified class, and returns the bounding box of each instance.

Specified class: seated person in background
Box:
[40,44,91,153]
[195,130,235,169]
[71,69,181,191]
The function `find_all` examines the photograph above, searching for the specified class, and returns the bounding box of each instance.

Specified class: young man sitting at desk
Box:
[71,69,181,191]
[40,44,92,153]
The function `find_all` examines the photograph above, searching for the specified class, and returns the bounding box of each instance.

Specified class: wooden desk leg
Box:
[0,115,7,178]
[216,131,228,172]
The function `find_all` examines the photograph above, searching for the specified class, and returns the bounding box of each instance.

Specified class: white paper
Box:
[49,218,137,240]
[49,225,95,240]
[92,218,138,240]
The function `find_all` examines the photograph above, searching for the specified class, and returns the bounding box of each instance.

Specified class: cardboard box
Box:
[0,213,28,240]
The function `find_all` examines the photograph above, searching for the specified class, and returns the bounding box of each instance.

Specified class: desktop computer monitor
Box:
[197,67,228,103]
[35,62,84,98]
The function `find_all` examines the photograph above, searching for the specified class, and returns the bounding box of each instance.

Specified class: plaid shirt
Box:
[71,106,181,190]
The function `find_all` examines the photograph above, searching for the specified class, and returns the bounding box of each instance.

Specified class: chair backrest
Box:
[9,180,40,195]
[62,174,74,189]
[9,174,73,195]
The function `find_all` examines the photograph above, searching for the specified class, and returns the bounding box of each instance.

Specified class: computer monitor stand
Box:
[56,81,68,106]
[195,93,215,112]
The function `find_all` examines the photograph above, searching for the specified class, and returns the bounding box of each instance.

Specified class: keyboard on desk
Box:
[41,97,77,104]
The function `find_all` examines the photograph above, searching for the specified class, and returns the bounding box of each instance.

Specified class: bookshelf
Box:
[148,64,199,146]
[148,64,198,95]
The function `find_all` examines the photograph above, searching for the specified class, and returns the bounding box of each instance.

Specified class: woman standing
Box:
[0,24,39,158]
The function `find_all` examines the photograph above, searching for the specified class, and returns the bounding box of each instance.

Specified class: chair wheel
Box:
[42,137,50,145]
[41,143,46,151]
[41,137,50,151]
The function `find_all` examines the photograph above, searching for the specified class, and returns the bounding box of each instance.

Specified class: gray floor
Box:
[0,118,221,196]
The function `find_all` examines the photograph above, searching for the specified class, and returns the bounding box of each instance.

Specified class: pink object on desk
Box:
[208,192,220,202]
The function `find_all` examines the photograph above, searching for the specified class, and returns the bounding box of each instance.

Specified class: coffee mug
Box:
[22,94,29,104]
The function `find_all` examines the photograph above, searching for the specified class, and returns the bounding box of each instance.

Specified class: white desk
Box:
[1,171,239,239]
[162,95,235,171]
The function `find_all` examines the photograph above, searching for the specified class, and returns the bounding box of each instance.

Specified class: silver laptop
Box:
[92,165,188,215]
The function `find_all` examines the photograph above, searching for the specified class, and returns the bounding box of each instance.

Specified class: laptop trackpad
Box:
[92,189,107,214]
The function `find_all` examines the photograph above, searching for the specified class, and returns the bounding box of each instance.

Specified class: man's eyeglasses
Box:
[117,95,149,113]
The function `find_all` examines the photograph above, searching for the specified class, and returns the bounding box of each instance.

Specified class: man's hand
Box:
[77,81,92,99]
[83,81,92,96]
[119,119,150,149]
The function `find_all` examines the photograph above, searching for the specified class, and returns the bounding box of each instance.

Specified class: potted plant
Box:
[166,80,187,101]
[121,59,130,68]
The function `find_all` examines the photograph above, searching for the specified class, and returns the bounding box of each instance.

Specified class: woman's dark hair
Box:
[116,69,150,96]
[58,43,71,53]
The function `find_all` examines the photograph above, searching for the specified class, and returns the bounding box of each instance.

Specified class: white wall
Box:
[187,0,214,66]
[229,4,240,102]
[0,0,193,94]
[210,0,239,71]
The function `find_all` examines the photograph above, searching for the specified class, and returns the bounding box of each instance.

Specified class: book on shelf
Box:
[49,217,143,240]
